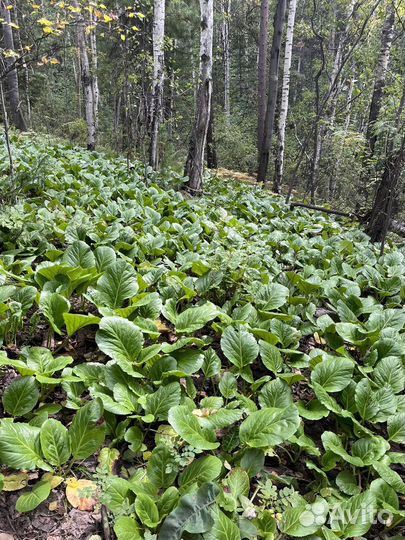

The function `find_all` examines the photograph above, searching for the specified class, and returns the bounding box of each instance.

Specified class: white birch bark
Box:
[274,0,298,193]
[221,0,231,122]
[149,0,166,169]
[185,0,214,192]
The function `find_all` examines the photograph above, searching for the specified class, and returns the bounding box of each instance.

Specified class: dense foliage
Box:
[0,135,404,539]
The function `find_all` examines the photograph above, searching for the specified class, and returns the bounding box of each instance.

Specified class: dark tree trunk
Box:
[257,0,270,149]
[0,0,27,131]
[185,0,214,193]
[366,2,395,157]
[257,0,287,183]
[206,103,218,169]
[366,137,405,243]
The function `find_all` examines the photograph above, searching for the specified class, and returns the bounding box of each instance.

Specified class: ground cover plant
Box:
[0,135,404,539]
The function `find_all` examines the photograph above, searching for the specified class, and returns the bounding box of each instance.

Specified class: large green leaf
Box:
[144,382,181,421]
[158,482,220,540]
[0,421,50,471]
[205,507,241,540]
[96,316,144,367]
[2,376,39,416]
[63,241,95,268]
[329,491,377,538]
[63,313,101,336]
[147,445,178,489]
[39,292,70,334]
[68,399,105,460]
[15,480,52,513]
[178,455,222,491]
[175,302,220,333]
[311,356,354,392]
[113,516,142,540]
[256,283,289,311]
[221,326,259,370]
[168,405,219,450]
[388,413,405,443]
[239,406,300,448]
[135,493,160,528]
[93,260,138,308]
[40,419,71,466]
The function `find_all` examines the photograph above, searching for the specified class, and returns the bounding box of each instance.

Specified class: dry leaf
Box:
[2,472,29,491]
[42,473,64,489]
[65,478,98,511]
[49,501,58,511]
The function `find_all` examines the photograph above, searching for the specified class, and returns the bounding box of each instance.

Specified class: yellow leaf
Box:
[131,26,139,31]
[2,473,29,492]
[42,473,64,489]
[10,22,19,29]
[43,26,53,34]
[66,479,98,511]
[120,34,126,41]
[38,17,53,26]
[50,57,60,65]
[6,4,13,10]
[49,501,58,511]
[103,14,112,22]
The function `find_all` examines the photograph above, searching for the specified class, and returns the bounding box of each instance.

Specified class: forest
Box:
[1,0,405,539]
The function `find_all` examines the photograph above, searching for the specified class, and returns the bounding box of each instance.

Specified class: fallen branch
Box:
[289,202,358,218]
[290,202,405,239]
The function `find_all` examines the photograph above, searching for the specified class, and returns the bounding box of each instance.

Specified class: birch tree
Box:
[0,0,27,131]
[366,1,395,157]
[149,0,166,169]
[184,0,214,193]
[257,0,270,148]
[73,0,99,151]
[257,0,287,183]
[274,0,298,193]
[221,0,231,122]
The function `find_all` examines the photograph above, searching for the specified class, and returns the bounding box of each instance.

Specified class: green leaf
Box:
[311,356,354,392]
[258,379,293,408]
[39,292,70,334]
[158,482,220,540]
[280,499,328,537]
[0,421,49,471]
[94,246,116,272]
[103,477,131,513]
[15,480,52,513]
[147,445,178,489]
[373,357,405,394]
[372,462,405,494]
[329,491,376,538]
[219,371,238,398]
[388,413,405,443]
[168,405,219,450]
[113,516,142,540]
[321,432,363,467]
[93,260,138,309]
[336,471,361,496]
[221,326,259,370]
[63,313,101,336]
[355,379,379,420]
[135,493,160,528]
[259,340,283,373]
[256,283,289,311]
[239,407,300,448]
[2,376,39,416]
[96,316,144,367]
[40,419,71,466]
[205,507,241,540]
[63,241,95,268]
[202,348,221,377]
[179,456,222,491]
[144,382,181,421]
[175,302,219,333]
[68,399,105,460]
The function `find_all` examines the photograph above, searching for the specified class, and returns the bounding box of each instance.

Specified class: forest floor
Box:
[0,135,404,540]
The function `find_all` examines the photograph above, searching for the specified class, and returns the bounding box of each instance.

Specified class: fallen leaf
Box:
[2,472,29,491]
[49,501,58,511]
[66,478,98,511]
[42,473,64,489]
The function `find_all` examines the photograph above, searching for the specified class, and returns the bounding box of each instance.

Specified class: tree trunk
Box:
[221,0,231,122]
[257,0,287,183]
[149,0,166,169]
[257,0,270,148]
[365,136,405,243]
[206,102,218,169]
[73,0,98,151]
[0,0,27,131]
[274,0,298,193]
[366,1,395,157]
[184,0,214,193]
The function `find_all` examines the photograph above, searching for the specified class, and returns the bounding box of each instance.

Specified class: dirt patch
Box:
[0,491,101,540]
